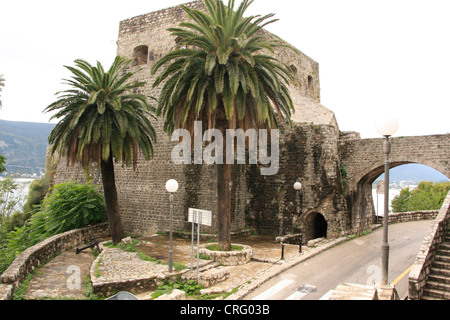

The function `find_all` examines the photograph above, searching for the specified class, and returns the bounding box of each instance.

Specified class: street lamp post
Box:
[165,179,179,273]
[293,181,303,253]
[376,118,399,285]
[294,181,303,224]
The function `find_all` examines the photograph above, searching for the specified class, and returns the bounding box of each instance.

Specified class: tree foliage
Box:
[152,0,296,134]
[40,181,106,234]
[44,56,156,244]
[0,181,106,274]
[45,56,156,170]
[0,154,5,173]
[152,0,297,250]
[391,181,450,213]
[0,177,20,218]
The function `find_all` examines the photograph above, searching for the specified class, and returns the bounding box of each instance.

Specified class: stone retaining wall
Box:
[199,244,252,266]
[388,210,439,224]
[408,191,450,300]
[0,223,109,299]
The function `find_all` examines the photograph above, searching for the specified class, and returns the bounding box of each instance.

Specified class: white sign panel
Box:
[188,208,212,226]
[376,180,385,194]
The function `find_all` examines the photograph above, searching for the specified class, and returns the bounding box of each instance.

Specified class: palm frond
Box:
[152,0,298,138]
[44,56,156,169]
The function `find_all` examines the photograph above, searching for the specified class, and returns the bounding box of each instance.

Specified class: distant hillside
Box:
[0,119,55,176]
[376,163,449,184]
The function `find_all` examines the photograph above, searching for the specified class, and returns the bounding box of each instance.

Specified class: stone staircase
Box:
[181,261,230,289]
[422,230,450,300]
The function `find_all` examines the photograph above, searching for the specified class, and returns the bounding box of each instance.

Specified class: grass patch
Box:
[94,255,103,278]
[103,239,187,271]
[103,239,158,263]
[205,244,243,251]
[151,279,204,299]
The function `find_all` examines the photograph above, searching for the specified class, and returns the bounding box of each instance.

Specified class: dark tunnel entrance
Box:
[304,212,328,242]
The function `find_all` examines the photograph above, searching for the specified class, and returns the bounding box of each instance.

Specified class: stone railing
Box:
[388,210,439,224]
[408,191,450,300]
[0,223,109,299]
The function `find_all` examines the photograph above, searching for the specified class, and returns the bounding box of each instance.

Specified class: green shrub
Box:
[151,279,204,299]
[22,175,52,218]
[0,181,106,274]
[42,181,106,235]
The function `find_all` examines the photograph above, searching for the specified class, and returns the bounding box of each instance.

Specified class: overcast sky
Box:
[0,0,449,138]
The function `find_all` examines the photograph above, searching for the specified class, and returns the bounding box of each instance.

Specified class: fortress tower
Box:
[53,1,351,242]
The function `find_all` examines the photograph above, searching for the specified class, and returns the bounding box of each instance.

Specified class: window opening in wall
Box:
[307,75,314,91]
[290,65,298,75]
[133,45,149,66]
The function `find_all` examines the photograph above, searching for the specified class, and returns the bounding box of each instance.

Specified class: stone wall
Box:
[340,134,450,193]
[388,210,438,224]
[339,133,450,233]
[0,223,109,300]
[245,123,349,239]
[52,0,349,239]
[408,191,450,300]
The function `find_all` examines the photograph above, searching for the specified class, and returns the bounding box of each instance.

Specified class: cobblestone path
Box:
[24,249,94,299]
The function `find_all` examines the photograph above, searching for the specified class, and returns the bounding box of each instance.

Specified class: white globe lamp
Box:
[165,179,179,193]
[293,182,302,191]
[375,118,399,137]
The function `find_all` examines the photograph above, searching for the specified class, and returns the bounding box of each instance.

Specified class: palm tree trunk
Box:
[217,128,232,251]
[100,153,125,244]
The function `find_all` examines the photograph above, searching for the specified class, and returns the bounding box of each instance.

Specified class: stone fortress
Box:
[52,0,450,244]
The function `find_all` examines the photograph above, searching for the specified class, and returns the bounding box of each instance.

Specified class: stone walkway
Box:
[20,234,347,300]
[25,249,94,300]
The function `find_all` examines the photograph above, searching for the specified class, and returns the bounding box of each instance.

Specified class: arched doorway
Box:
[304,212,327,242]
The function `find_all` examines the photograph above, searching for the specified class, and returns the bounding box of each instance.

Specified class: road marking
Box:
[285,290,308,300]
[285,284,317,300]
[251,279,294,300]
[392,264,413,285]
[319,290,334,300]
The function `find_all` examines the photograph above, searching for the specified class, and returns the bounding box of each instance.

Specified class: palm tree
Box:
[152,0,297,250]
[44,56,156,244]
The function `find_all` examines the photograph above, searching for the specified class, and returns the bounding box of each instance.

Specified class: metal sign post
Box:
[190,210,196,273]
[188,208,212,277]
[197,213,202,277]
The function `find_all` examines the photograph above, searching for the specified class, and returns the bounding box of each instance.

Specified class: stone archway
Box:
[349,161,449,233]
[340,134,450,233]
[304,212,328,242]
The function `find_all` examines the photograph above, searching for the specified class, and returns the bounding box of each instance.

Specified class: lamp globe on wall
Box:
[293,182,302,191]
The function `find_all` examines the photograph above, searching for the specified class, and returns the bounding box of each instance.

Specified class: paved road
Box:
[245,220,434,300]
